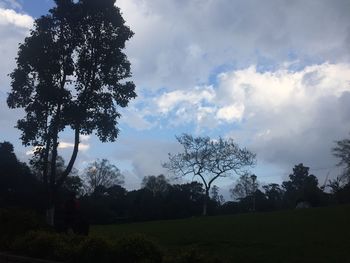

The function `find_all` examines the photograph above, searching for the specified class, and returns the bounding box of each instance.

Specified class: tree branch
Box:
[56,124,80,188]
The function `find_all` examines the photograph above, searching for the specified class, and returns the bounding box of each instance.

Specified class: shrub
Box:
[8,230,164,263]
[0,208,43,249]
[165,248,223,263]
[10,230,86,261]
[114,234,163,263]
[11,230,59,259]
[54,234,85,261]
[75,236,113,263]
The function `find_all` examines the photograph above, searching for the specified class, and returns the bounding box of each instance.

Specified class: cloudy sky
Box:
[1,0,350,197]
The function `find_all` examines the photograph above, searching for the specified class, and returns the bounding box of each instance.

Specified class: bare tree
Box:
[84,159,124,194]
[163,134,256,215]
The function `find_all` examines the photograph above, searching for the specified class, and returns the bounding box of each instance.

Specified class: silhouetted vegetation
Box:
[0,141,45,210]
[7,0,136,224]
[83,159,124,195]
[2,134,350,262]
[163,134,256,215]
[2,0,350,262]
[2,140,350,225]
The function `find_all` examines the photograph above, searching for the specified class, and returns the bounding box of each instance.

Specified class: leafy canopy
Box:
[7,0,136,192]
[7,0,136,145]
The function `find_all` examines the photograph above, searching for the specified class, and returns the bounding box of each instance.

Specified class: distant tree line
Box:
[1,135,350,225]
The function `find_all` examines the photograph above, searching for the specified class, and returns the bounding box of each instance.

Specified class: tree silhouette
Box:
[282,163,322,207]
[230,172,259,211]
[262,183,284,210]
[164,134,256,215]
[7,0,135,224]
[230,172,259,200]
[0,141,40,208]
[84,159,124,195]
[210,185,225,205]
[333,135,350,184]
[141,175,169,196]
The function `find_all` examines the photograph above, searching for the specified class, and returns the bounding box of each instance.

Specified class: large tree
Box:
[141,174,169,196]
[163,134,256,215]
[230,172,259,200]
[84,159,124,195]
[262,183,284,210]
[230,173,259,211]
[282,163,322,207]
[7,0,136,224]
[333,135,350,184]
[0,141,40,208]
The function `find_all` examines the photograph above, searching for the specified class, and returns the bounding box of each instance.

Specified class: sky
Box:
[1,0,350,199]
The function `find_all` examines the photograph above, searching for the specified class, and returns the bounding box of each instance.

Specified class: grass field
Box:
[92,205,350,262]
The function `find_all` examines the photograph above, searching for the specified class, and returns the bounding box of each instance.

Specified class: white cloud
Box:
[0,0,22,10]
[80,134,90,142]
[113,0,350,184]
[216,104,244,122]
[117,0,350,92]
[2,1,350,189]
[131,63,350,134]
[25,141,90,156]
[120,105,155,130]
[126,62,350,183]
[216,63,350,121]
[0,8,33,28]
[0,8,32,89]
[0,8,33,162]
[113,136,181,183]
[156,86,215,114]
[196,106,216,123]
[59,141,90,151]
[216,63,350,178]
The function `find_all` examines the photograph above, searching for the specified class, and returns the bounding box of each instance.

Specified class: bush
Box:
[8,231,164,263]
[75,236,113,263]
[54,234,85,261]
[115,235,163,263]
[165,248,222,263]
[0,208,43,249]
[10,230,86,261]
[11,230,59,259]
[4,229,223,263]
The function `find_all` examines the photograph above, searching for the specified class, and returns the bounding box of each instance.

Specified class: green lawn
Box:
[92,205,350,263]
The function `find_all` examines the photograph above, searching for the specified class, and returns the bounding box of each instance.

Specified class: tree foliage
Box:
[333,135,350,184]
[210,185,225,205]
[84,159,124,194]
[230,172,259,200]
[7,0,136,213]
[0,141,43,209]
[282,163,322,207]
[141,175,169,196]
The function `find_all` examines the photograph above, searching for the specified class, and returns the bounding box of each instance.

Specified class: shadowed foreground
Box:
[92,205,350,263]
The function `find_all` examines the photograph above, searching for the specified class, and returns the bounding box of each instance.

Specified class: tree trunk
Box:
[43,139,51,225]
[46,144,58,226]
[42,139,50,187]
[56,125,80,187]
[202,188,209,216]
[46,106,61,226]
